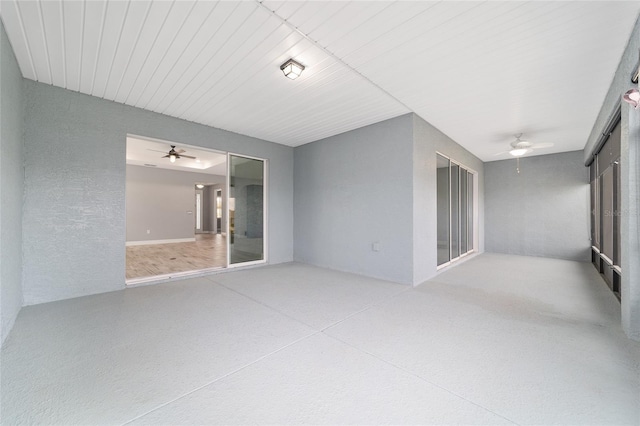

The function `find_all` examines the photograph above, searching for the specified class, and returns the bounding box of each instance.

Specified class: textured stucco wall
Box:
[413,115,485,285]
[22,81,293,305]
[126,165,225,242]
[0,21,24,344]
[485,151,590,262]
[294,114,415,285]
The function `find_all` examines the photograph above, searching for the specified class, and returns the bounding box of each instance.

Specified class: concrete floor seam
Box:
[323,332,521,426]
[209,279,321,330]
[319,286,413,333]
[120,330,322,426]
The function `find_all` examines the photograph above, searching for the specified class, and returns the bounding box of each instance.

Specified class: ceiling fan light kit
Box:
[162,145,197,162]
[509,148,529,157]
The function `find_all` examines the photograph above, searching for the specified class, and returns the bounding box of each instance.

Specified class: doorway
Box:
[124,136,267,284]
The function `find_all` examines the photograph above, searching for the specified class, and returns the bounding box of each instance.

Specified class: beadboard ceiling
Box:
[1,1,638,161]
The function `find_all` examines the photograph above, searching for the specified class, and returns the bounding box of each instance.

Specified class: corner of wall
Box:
[0,19,25,346]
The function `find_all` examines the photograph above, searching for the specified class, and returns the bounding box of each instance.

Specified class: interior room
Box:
[1,1,639,424]
[125,136,229,281]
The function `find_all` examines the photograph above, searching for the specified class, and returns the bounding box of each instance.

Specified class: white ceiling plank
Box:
[324,1,438,59]
[91,0,131,97]
[112,0,174,104]
[135,0,219,109]
[124,0,198,106]
[78,0,107,95]
[161,3,268,117]
[176,13,283,120]
[290,1,350,39]
[305,1,392,48]
[187,25,301,123]
[146,1,245,113]
[61,0,83,91]
[0,0,37,80]
[186,29,308,123]
[14,0,51,83]
[265,0,308,22]
[101,0,152,100]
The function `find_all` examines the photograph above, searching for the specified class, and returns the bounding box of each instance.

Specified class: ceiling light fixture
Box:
[196,184,204,189]
[623,88,640,109]
[509,148,529,157]
[169,153,177,163]
[280,58,305,80]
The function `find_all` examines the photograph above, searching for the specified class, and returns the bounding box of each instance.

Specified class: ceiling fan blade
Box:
[180,154,197,159]
[176,149,186,154]
[530,142,554,149]
[147,149,168,153]
[162,154,170,158]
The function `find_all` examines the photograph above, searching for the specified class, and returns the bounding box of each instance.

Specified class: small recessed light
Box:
[280,58,305,80]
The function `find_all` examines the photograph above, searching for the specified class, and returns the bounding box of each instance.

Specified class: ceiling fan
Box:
[494,134,554,158]
[148,145,196,163]
[494,134,554,173]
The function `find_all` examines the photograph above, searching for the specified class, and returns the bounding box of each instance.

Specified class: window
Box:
[437,154,476,267]
[589,117,621,298]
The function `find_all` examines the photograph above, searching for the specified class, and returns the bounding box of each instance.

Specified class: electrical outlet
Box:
[372,242,380,252]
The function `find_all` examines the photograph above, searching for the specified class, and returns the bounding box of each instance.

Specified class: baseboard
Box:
[126,238,196,247]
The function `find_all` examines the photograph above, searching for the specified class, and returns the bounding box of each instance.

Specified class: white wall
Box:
[294,114,415,285]
[22,81,294,306]
[484,151,590,262]
[126,165,225,242]
[412,115,485,285]
[0,21,24,345]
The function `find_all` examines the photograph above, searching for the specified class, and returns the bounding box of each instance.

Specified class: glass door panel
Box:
[601,168,614,261]
[467,171,474,251]
[450,164,460,259]
[460,167,468,254]
[228,154,265,265]
[437,154,450,266]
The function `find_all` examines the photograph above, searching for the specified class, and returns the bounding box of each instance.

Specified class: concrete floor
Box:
[2,253,639,424]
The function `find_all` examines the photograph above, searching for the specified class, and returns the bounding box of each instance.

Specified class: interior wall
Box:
[125,165,224,242]
[294,114,415,285]
[485,151,590,262]
[22,81,294,306]
[413,115,485,285]
[0,21,24,345]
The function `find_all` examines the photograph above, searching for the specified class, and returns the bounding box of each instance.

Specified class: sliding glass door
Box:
[228,154,266,266]
[437,153,476,268]
[589,117,621,298]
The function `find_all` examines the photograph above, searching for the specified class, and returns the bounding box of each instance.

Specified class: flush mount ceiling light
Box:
[623,88,640,109]
[280,58,305,80]
[196,184,204,189]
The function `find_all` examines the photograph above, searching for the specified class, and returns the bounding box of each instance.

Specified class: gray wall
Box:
[293,113,485,286]
[0,21,24,345]
[485,151,590,262]
[413,115,485,285]
[22,81,294,305]
[584,15,640,341]
[125,165,225,242]
[294,114,415,285]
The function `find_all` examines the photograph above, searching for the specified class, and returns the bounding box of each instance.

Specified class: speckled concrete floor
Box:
[2,254,639,425]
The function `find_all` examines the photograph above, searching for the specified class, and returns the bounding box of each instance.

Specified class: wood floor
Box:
[126,234,226,280]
